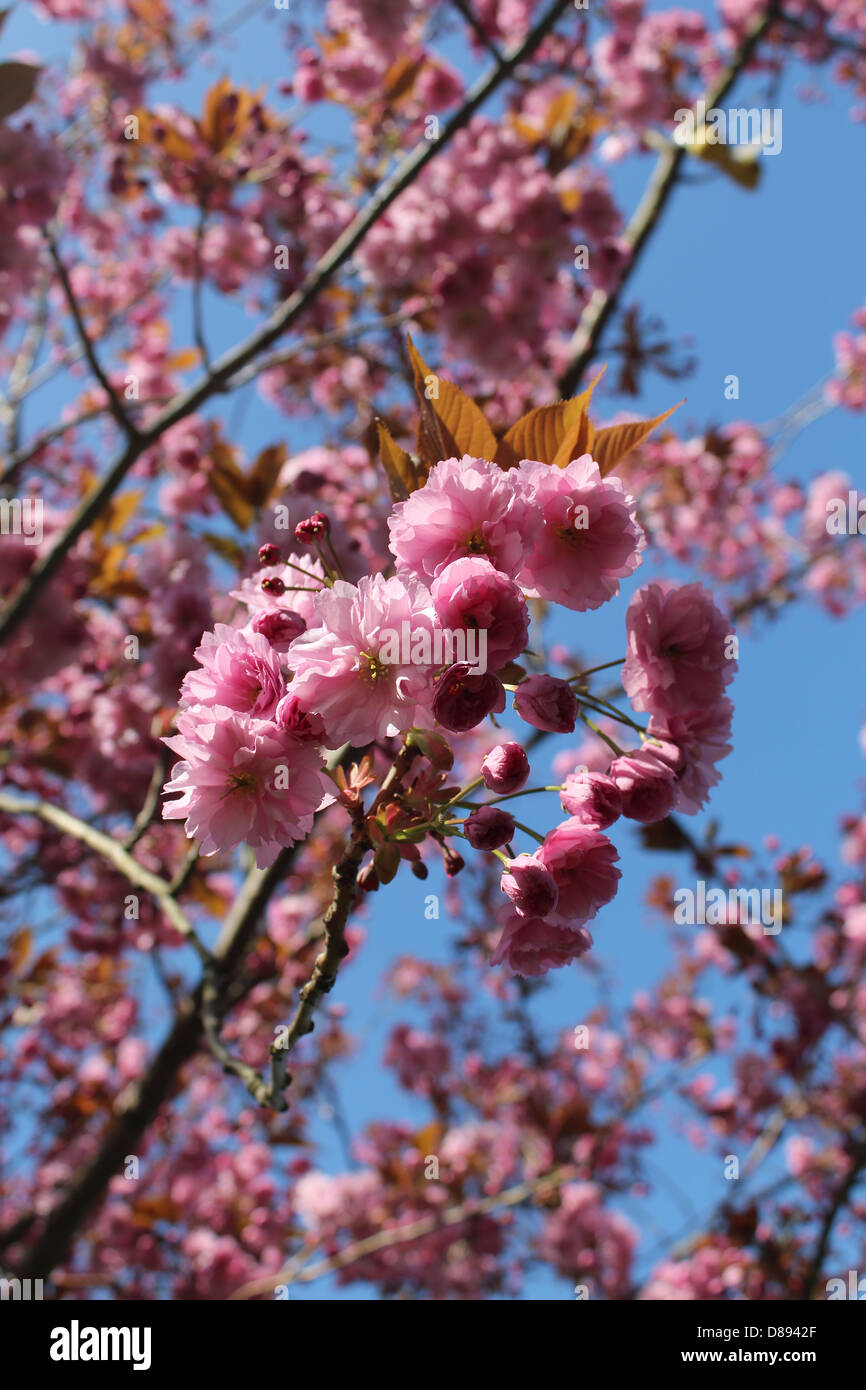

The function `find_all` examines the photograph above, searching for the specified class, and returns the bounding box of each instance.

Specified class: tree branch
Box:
[557,1,783,396]
[8,846,298,1280]
[45,236,141,440]
[0,0,571,653]
[0,790,210,965]
[231,1163,579,1298]
[802,1140,866,1300]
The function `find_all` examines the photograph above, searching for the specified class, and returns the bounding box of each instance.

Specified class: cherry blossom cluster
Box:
[163,450,736,976]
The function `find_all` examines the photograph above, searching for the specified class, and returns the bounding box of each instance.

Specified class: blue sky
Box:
[6,0,866,1298]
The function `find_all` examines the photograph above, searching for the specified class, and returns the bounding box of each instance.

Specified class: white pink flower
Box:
[622,581,735,717]
[285,574,438,745]
[516,455,644,611]
[179,624,286,719]
[387,455,540,582]
[162,707,334,867]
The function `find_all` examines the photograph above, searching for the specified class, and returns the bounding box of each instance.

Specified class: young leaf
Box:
[405,335,498,464]
[591,401,683,476]
[0,62,41,122]
[382,54,426,104]
[245,444,286,509]
[208,443,254,530]
[495,367,606,468]
[377,419,422,500]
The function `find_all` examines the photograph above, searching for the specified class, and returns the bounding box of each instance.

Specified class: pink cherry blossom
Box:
[622,581,735,716]
[560,769,623,828]
[516,454,645,611]
[162,708,334,867]
[490,910,594,976]
[388,455,540,582]
[647,699,734,814]
[538,819,621,926]
[430,556,529,670]
[501,853,559,917]
[609,745,678,824]
[285,574,438,745]
[179,624,286,719]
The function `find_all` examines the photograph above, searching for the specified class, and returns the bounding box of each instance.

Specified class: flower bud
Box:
[514,674,579,734]
[501,853,559,918]
[251,608,306,652]
[295,512,330,544]
[432,662,506,733]
[560,770,622,829]
[464,805,516,851]
[481,742,529,795]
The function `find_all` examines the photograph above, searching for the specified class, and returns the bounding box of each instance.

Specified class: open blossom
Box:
[514,673,579,733]
[501,853,559,917]
[285,574,438,745]
[179,624,285,718]
[516,455,645,611]
[538,819,621,926]
[622,581,735,716]
[162,707,334,866]
[388,455,540,582]
[431,556,529,670]
[609,745,678,824]
[490,909,593,976]
[560,770,622,828]
[481,741,529,794]
[647,699,734,813]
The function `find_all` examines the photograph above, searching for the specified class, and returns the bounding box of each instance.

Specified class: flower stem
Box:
[570,657,625,681]
[579,713,624,758]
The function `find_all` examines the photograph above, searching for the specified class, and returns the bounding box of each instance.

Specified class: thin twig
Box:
[44,236,140,439]
[449,0,505,64]
[0,791,211,965]
[557,1,783,395]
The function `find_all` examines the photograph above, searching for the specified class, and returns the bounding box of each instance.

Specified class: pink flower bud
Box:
[464,805,516,851]
[250,608,306,652]
[261,576,286,597]
[442,843,465,877]
[501,853,559,918]
[481,742,529,794]
[295,511,330,544]
[274,693,327,743]
[560,770,622,829]
[258,543,281,566]
[609,746,678,824]
[432,662,506,733]
[514,674,579,733]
